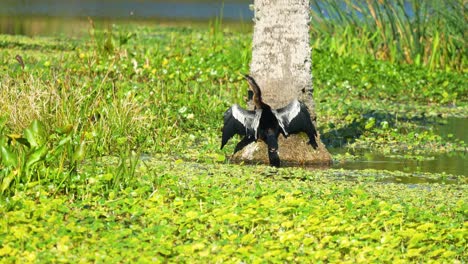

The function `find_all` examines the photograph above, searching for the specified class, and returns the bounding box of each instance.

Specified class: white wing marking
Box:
[272,100,301,136]
[231,104,262,139]
[231,104,246,126]
[252,109,262,139]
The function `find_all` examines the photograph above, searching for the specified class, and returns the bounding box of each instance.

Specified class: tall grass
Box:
[0,21,250,195]
[310,0,466,72]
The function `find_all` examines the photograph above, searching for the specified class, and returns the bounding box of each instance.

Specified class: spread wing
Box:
[272,100,318,149]
[221,104,262,149]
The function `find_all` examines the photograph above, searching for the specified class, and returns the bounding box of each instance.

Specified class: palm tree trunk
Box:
[232,0,331,166]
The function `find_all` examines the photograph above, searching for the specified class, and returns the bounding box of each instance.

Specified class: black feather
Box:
[273,100,318,149]
[221,105,260,149]
[221,75,319,167]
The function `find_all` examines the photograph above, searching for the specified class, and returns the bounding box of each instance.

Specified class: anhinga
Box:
[221,74,318,167]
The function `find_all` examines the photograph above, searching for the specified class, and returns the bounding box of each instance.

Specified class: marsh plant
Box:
[310,0,466,71]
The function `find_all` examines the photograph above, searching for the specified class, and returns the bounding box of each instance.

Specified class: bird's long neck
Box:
[244,74,266,110]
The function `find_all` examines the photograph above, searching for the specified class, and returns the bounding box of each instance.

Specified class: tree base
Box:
[230,133,332,167]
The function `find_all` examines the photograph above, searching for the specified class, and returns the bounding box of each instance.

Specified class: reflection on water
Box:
[0,0,252,36]
[0,16,214,37]
[0,1,251,20]
[0,16,91,37]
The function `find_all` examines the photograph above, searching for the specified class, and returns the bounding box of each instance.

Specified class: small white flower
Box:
[179,106,187,114]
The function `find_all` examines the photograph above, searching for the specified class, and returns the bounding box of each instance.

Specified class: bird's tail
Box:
[243,74,263,109]
[266,131,280,167]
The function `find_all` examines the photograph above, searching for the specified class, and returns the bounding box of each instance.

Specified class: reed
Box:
[310,0,466,71]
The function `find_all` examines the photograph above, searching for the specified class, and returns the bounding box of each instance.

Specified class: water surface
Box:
[0,0,252,20]
[331,117,467,177]
[331,150,466,177]
[0,0,252,36]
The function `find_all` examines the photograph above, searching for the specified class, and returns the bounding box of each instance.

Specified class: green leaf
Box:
[26,145,48,168]
[24,120,46,148]
[365,117,376,130]
[57,136,72,147]
[0,135,6,147]
[55,124,74,135]
[1,170,17,193]
[1,145,18,167]
[72,141,86,163]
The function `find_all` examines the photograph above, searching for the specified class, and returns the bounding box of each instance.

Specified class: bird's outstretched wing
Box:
[221,104,262,149]
[272,100,318,149]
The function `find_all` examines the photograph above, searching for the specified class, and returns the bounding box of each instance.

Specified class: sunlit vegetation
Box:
[310,0,466,72]
[1,160,466,262]
[0,9,466,262]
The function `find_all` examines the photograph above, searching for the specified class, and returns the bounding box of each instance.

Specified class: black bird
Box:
[221,75,318,167]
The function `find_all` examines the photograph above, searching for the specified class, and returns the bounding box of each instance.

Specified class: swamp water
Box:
[330,150,466,177]
[330,117,467,178]
[0,1,252,36]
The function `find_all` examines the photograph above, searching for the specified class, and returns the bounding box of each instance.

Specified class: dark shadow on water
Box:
[320,110,457,148]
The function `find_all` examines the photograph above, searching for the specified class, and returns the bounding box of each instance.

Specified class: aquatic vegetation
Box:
[0,22,466,262]
[0,160,466,262]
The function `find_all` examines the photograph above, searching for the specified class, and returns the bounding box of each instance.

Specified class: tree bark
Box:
[232,0,331,166]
